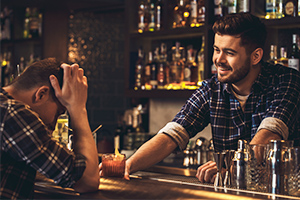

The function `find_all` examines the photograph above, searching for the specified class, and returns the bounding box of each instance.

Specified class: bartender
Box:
[122,12,300,183]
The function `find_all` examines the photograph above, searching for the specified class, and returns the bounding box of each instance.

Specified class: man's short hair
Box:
[9,57,63,98]
[212,12,267,54]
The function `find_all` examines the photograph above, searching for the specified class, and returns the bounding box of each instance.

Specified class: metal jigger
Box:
[224,150,235,187]
[214,151,226,187]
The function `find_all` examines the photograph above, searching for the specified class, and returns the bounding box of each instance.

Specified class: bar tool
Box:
[231,140,248,189]
[224,150,235,187]
[207,139,214,162]
[267,140,289,195]
[194,137,207,165]
[213,151,226,187]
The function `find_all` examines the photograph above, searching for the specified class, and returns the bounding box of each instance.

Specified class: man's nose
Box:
[215,52,227,64]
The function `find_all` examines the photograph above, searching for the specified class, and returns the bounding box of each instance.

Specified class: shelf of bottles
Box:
[1,6,43,87]
[127,0,300,96]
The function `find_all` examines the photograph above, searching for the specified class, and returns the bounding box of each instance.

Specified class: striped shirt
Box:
[170,62,300,151]
[0,89,86,199]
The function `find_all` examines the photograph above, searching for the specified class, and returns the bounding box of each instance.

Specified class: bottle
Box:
[23,8,30,38]
[148,0,156,32]
[197,0,205,26]
[288,34,299,71]
[138,0,147,33]
[29,7,40,38]
[298,0,300,16]
[169,42,184,85]
[184,46,198,85]
[276,0,284,18]
[144,51,152,89]
[157,43,169,89]
[155,0,163,31]
[114,115,125,151]
[173,0,187,28]
[190,0,198,27]
[214,0,223,20]
[53,112,69,146]
[277,47,289,67]
[239,0,250,13]
[123,114,135,150]
[268,44,278,64]
[135,48,144,90]
[228,0,238,14]
[197,36,205,86]
[266,0,277,19]
[284,0,297,17]
[150,48,159,89]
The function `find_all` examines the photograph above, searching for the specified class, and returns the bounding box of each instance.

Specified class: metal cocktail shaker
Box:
[231,140,248,189]
[267,140,289,195]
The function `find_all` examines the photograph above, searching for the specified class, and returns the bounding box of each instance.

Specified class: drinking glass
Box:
[102,153,126,177]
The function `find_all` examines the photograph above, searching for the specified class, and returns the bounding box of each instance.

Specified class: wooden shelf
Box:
[125,89,195,99]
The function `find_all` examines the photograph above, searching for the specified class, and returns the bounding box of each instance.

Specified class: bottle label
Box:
[266,2,276,13]
[239,0,249,12]
[214,0,222,5]
[288,58,299,71]
[191,2,197,18]
[215,7,222,15]
[285,2,295,16]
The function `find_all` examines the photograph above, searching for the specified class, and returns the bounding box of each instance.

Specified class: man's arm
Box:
[249,128,282,145]
[50,64,99,193]
[125,133,178,179]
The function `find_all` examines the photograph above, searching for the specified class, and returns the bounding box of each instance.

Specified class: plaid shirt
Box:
[0,89,86,199]
[172,62,300,151]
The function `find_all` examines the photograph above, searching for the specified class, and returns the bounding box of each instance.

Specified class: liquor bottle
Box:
[155,0,163,31]
[276,0,284,18]
[238,0,250,13]
[114,115,125,151]
[150,48,159,89]
[268,44,278,64]
[277,47,289,67]
[169,42,184,85]
[284,0,297,17]
[135,48,144,90]
[184,46,198,85]
[197,36,205,85]
[138,0,147,33]
[23,8,30,38]
[228,0,237,14]
[298,0,300,16]
[266,0,277,19]
[288,34,299,71]
[29,7,40,38]
[190,0,198,27]
[157,43,169,89]
[143,51,152,89]
[173,0,187,28]
[214,0,223,20]
[148,0,156,32]
[123,114,135,150]
[197,0,205,26]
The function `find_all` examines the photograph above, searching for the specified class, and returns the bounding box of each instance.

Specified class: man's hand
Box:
[49,63,88,115]
[195,161,218,183]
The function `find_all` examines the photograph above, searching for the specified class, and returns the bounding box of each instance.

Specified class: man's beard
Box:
[217,57,251,84]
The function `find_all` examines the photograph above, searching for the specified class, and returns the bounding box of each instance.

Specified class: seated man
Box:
[1,58,99,199]
[122,12,300,183]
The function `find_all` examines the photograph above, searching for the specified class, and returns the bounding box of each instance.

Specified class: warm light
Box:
[184,12,189,18]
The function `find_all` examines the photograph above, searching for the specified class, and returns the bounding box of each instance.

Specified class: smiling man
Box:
[121,12,300,184]
[1,58,99,199]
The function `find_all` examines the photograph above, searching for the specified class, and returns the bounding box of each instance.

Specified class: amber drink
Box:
[102,153,126,177]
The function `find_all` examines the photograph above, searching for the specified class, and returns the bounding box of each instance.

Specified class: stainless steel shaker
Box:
[231,139,248,189]
[194,137,207,165]
[267,140,289,195]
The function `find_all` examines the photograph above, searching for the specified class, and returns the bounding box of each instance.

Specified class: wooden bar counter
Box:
[34,166,299,200]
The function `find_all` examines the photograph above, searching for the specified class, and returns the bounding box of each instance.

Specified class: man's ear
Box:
[251,48,263,66]
[32,86,51,104]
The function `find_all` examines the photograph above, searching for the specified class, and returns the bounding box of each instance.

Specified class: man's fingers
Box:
[49,75,61,97]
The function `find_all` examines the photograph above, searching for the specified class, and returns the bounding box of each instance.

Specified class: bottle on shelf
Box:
[265,0,277,19]
[277,46,289,67]
[114,114,125,152]
[238,0,250,13]
[190,0,198,27]
[214,0,223,20]
[197,36,205,86]
[150,48,159,89]
[228,0,238,14]
[155,0,163,31]
[157,43,169,89]
[276,0,284,18]
[1,7,12,40]
[138,0,147,33]
[268,44,278,64]
[23,7,30,38]
[184,46,198,86]
[123,113,135,150]
[148,0,156,32]
[143,51,152,90]
[29,7,40,38]
[173,0,188,28]
[197,0,205,26]
[169,42,184,87]
[298,0,300,16]
[135,48,144,90]
[288,34,299,71]
[284,0,297,17]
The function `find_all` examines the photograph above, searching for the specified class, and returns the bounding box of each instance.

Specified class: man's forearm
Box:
[250,128,282,145]
[127,133,178,174]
